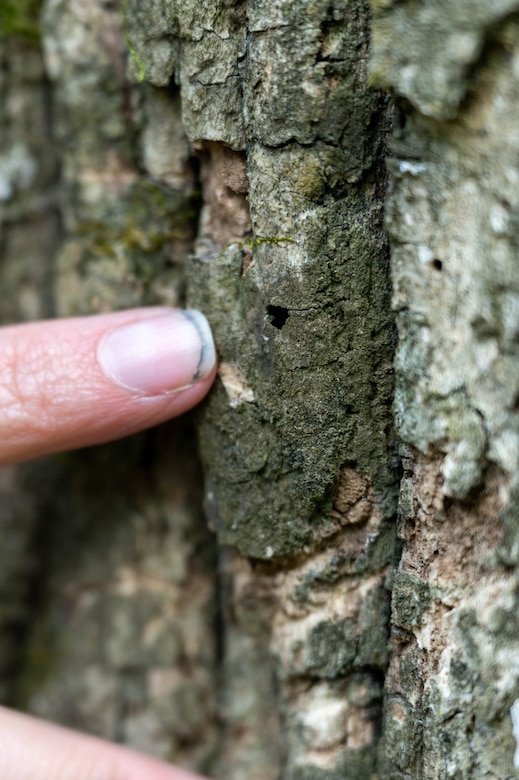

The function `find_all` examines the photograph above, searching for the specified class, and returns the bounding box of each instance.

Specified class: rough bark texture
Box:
[0,2,219,772]
[370,2,519,778]
[0,5,61,703]
[1,1,519,780]
[123,4,398,779]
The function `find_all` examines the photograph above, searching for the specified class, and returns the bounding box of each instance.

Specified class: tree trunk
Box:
[370,4,519,778]
[0,1,518,779]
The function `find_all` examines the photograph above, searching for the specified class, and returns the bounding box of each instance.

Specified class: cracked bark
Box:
[371,3,519,778]
[1,1,519,779]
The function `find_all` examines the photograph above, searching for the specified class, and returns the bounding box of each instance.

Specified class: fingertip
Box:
[0,706,212,780]
[97,309,216,397]
[0,308,218,463]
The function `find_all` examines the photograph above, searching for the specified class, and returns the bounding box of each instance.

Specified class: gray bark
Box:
[370,4,519,778]
[0,1,518,779]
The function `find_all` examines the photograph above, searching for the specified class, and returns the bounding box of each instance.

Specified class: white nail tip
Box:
[182,310,216,382]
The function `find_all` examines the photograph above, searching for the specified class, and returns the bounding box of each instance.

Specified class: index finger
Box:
[0,308,216,464]
[0,706,208,780]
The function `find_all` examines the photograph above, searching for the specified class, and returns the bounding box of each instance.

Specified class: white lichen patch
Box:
[289,682,374,770]
[297,684,349,750]
[218,362,255,406]
[398,160,427,176]
[510,699,519,769]
[0,144,37,201]
[388,40,519,499]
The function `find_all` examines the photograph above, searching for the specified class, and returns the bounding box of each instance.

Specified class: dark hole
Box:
[267,305,290,330]
[432,259,443,271]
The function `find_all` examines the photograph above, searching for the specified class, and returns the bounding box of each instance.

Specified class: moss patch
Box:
[0,0,42,46]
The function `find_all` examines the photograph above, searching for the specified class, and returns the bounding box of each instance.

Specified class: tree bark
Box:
[0,1,518,779]
[370,3,519,777]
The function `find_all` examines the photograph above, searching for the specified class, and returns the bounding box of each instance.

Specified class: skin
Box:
[0,308,217,780]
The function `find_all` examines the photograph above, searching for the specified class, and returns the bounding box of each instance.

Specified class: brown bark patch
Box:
[400,453,506,589]
[196,142,251,246]
[330,467,374,527]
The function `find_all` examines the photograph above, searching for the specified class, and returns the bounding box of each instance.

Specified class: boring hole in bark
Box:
[431,259,443,271]
[267,305,290,330]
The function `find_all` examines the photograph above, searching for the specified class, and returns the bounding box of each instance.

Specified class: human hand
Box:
[0,307,216,464]
[0,306,217,778]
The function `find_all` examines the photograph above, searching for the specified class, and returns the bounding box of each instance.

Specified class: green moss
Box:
[185,0,397,560]
[0,0,42,46]
[82,218,188,257]
[125,36,146,83]
[188,190,397,558]
[75,179,200,287]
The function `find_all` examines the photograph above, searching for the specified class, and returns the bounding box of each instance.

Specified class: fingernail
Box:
[98,310,215,396]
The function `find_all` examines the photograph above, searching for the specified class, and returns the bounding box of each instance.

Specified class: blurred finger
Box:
[0,706,208,780]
